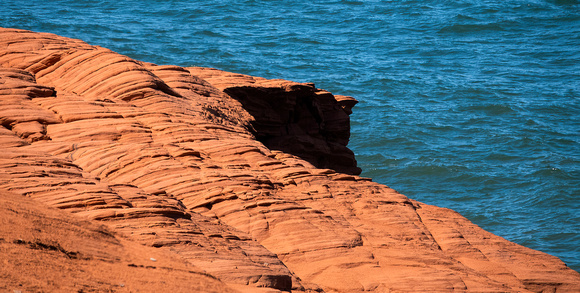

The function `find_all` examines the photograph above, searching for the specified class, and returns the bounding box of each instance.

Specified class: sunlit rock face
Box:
[1,27,579,292]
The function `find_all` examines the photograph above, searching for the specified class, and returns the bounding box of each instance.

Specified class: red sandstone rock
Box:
[0,27,579,292]
[188,67,361,175]
[0,188,236,293]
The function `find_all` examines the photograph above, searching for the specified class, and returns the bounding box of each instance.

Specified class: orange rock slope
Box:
[0,27,578,292]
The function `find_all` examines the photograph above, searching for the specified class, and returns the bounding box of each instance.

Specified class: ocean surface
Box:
[2,0,579,272]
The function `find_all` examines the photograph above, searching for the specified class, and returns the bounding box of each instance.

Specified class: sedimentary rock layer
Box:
[187,67,361,175]
[0,189,236,293]
[1,27,579,292]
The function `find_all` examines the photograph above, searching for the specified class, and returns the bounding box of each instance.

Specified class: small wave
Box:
[439,23,505,34]
[285,36,324,45]
[484,153,523,162]
[463,103,516,115]
[339,0,364,5]
[198,30,227,38]
[529,167,574,180]
[453,13,479,21]
[547,0,580,5]
[402,164,468,177]
[424,124,459,132]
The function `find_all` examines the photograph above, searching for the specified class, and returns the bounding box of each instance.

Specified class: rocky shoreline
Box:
[1,27,579,292]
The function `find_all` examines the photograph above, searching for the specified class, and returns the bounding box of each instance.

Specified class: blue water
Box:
[2,0,579,272]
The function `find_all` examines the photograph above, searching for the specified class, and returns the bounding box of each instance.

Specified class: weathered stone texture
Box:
[1,28,579,292]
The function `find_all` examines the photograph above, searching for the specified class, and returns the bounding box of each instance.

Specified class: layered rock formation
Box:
[0,189,236,293]
[0,27,579,292]
[187,67,361,175]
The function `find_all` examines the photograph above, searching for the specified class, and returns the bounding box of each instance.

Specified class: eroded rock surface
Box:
[1,27,579,292]
[188,67,361,175]
[0,189,236,293]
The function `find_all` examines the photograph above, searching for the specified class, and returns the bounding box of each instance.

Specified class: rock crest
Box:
[1,28,579,292]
